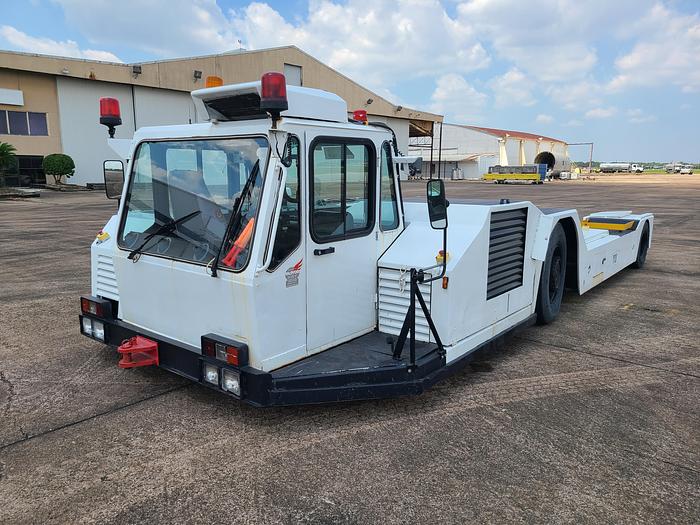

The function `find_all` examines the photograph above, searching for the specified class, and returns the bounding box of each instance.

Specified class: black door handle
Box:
[313,247,335,256]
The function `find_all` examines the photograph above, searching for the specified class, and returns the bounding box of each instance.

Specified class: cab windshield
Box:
[118,137,269,270]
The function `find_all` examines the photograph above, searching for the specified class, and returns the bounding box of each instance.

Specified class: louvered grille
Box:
[95,254,119,300]
[487,208,527,300]
[378,267,432,342]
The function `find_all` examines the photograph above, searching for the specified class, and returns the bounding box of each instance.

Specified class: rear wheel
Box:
[536,223,567,324]
[632,222,650,269]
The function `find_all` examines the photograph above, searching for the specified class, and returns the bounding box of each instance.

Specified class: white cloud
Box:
[48,0,491,95]
[608,4,700,93]
[429,73,487,123]
[545,80,604,112]
[0,25,122,62]
[52,0,236,57]
[456,0,620,82]
[535,114,553,124]
[490,68,535,108]
[626,108,656,124]
[585,107,617,119]
[231,0,491,90]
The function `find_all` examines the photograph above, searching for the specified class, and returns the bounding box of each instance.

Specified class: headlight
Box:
[92,320,105,341]
[82,317,93,336]
[222,369,241,397]
[203,363,219,385]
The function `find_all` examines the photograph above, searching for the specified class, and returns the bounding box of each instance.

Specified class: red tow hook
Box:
[117,336,159,368]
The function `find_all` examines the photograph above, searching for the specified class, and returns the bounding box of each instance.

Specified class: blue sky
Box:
[1,0,698,162]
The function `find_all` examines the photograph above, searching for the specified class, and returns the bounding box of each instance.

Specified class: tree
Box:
[42,153,75,185]
[0,142,18,188]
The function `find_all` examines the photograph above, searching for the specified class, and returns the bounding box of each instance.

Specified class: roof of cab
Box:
[191,81,348,124]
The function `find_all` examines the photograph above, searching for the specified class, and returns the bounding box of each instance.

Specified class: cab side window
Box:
[269,136,301,270]
[310,139,375,241]
[379,141,400,231]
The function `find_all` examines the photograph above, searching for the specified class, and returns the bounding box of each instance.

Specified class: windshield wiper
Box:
[127,209,202,262]
[210,159,260,277]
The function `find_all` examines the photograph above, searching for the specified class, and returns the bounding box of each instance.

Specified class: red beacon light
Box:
[353,109,368,124]
[99,97,122,138]
[260,72,288,122]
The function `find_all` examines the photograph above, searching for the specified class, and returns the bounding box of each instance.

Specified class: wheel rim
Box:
[549,248,562,302]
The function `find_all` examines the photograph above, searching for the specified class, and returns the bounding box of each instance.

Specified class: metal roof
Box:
[463,125,566,145]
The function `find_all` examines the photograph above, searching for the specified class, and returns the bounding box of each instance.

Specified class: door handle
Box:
[314,247,335,256]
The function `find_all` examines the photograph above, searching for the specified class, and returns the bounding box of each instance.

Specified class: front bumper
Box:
[79,299,529,407]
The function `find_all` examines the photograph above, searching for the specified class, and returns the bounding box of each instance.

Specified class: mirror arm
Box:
[420,227,447,283]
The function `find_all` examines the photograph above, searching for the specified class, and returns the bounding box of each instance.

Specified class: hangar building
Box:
[0,46,441,186]
[409,123,570,179]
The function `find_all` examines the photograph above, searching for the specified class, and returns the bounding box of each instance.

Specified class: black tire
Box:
[536,223,567,325]
[632,222,650,269]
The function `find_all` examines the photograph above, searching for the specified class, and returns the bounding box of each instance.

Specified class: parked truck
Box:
[599,162,643,173]
[80,73,654,406]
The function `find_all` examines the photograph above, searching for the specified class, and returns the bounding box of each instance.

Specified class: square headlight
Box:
[82,317,93,336]
[221,369,241,397]
[203,363,219,385]
[92,320,105,341]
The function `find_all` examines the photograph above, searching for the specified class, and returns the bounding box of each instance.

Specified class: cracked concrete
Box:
[0,175,698,524]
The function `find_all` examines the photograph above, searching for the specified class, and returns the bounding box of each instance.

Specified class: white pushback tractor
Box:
[80,73,654,406]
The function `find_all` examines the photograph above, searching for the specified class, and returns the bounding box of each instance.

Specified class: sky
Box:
[1,0,698,162]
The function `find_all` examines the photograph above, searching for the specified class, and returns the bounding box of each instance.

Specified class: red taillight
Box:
[201,335,249,367]
[202,339,216,357]
[353,109,368,124]
[99,97,120,119]
[81,297,103,317]
[260,72,288,114]
[226,346,240,366]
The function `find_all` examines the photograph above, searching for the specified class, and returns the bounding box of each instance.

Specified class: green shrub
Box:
[42,153,75,185]
[0,142,18,188]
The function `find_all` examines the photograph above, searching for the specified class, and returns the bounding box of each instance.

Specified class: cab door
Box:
[305,135,379,353]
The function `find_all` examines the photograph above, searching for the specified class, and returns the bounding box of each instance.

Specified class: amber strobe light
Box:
[260,72,288,117]
[99,97,122,138]
[205,75,224,88]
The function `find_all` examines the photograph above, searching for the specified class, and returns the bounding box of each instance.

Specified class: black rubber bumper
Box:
[78,314,452,407]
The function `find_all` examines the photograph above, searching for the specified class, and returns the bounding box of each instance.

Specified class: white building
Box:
[409,123,570,179]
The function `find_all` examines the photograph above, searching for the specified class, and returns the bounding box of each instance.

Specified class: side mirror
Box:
[103,160,124,200]
[426,179,448,229]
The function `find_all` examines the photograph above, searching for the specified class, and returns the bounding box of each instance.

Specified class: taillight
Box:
[201,335,248,367]
[81,297,103,317]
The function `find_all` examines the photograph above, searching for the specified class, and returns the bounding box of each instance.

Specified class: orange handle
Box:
[222,218,255,267]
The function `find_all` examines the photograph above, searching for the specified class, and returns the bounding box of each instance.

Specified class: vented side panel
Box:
[95,253,119,300]
[487,208,527,300]
[378,268,432,342]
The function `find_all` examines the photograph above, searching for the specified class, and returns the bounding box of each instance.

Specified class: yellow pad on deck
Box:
[581,217,635,231]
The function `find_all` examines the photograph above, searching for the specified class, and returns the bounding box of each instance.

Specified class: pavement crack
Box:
[620,447,700,475]
[0,384,188,452]
[516,336,700,380]
[0,371,15,419]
